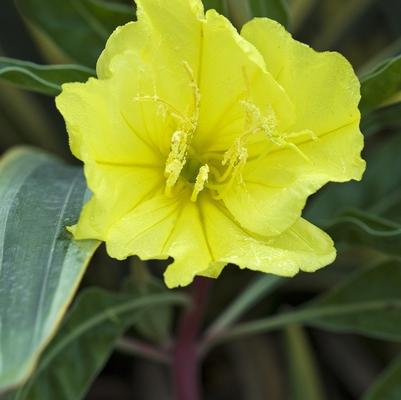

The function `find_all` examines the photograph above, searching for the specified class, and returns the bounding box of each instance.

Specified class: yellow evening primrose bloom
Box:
[56,0,365,288]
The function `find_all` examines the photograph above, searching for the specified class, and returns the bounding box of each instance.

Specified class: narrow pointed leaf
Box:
[285,324,325,400]
[0,147,99,392]
[0,57,94,96]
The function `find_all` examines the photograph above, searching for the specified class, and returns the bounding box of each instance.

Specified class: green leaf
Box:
[9,289,187,400]
[284,324,325,400]
[325,208,401,257]
[202,0,289,27]
[360,55,401,114]
[307,260,401,341]
[361,102,401,138]
[0,147,99,392]
[0,57,94,96]
[15,0,135,67]
[306,132,401,224]
[211,261,401,344]
[363,354,401,400]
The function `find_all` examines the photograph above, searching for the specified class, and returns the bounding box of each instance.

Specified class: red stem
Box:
[172,277,212,400]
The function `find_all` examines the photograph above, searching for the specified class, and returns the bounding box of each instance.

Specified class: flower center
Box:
[133,62,317,202]
[182,157,203,183]
[163,132,211,202]
[163,131,249,202]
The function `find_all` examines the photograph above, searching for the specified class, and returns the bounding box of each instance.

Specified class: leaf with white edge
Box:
[8,289,187,400]
[0,57,94,96]
[0,147,99,393]
[363,354,401,400]
[15,0,135,66]
[360,55,401,114]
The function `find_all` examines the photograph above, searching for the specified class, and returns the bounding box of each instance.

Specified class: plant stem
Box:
[116,337,171,365]
[172,277,212,400]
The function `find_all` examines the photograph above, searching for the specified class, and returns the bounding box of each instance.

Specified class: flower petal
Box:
[216,18,367,237]
[106,192,335,287]
[98,0,204,77]
[194,10,294,152]
[56,78,160,164]
[200,197,336,277]
[241,18,361,134]
[222,120,365,237]
[71,162,163,240]
[96,0,204,122]
[106,193,213,288]
[135,0,204,71]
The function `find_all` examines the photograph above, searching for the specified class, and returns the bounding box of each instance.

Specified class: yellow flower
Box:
[56,0,365,288]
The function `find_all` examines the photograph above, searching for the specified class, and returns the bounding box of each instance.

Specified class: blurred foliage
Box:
[203,0,289,27]
[15,0,135,66]
[0,0,401,399]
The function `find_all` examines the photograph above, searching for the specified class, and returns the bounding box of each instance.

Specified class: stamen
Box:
[182,61,201,125]
[191,164,209,202]
[240,100,277,138]
[132,94,192,127]
[164,130,188,196]
[206,142,248,199]
[285,142,311,162]
[223,138,245,166]
[133,65,203,198]
[240,99,317,163]
[287,129,318,141]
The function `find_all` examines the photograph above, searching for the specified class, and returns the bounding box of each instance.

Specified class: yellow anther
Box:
[223,138,248,167]
[239,100,315,163]
[206,139,248,200]
[240,100,277,138]
[191,164,209,202]
[164,131,188,195]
